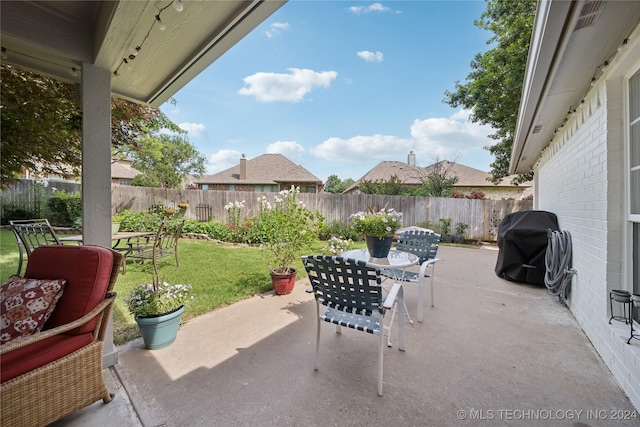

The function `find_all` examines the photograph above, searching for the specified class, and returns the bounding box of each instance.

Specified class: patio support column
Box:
[81,63,117,367]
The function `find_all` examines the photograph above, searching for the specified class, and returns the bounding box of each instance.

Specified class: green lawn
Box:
[0,230,347,344]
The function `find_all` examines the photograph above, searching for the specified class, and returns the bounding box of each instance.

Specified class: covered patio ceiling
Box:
[0,0,286,107]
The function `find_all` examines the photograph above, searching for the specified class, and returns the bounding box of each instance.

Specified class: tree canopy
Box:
[443,0,537,184]
[0,64,186,188]
[359,175,409,195]
[131,133,206,189]
[324,175,355,193]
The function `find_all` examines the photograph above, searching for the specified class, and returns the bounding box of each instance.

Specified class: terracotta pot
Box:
[271,268,297,295]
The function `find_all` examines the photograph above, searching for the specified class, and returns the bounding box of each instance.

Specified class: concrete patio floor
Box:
[52,245,638,426]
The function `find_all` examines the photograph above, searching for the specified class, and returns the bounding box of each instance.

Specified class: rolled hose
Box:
[544,229,575,304]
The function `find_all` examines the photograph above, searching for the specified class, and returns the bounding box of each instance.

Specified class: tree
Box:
[359,175,408,195]
[324,175,355,193]
[0,64,179,188]
[1,64,81,186]
[416,163,459,198]
[131,133,206,188]
[443,0,537,184]
[414,154,461,197]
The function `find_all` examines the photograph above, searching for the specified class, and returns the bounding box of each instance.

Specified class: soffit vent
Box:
[574,0,603,31]
[532,125,543,134]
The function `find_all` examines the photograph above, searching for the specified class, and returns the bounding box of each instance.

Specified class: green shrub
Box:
[46,190,82,226]
[1,204,35,225]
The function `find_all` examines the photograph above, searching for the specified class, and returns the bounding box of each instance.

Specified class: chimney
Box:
[408,151,416,166]
[239,154,247,180]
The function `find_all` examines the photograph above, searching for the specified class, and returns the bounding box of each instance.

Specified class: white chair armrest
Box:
[418,257,440,278]
[382,282,403,309]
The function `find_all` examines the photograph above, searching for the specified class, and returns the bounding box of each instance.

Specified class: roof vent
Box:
[532,125,543,134]
[574,0,603,31]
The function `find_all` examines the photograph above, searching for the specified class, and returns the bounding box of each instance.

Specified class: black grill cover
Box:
[495,210,560,285]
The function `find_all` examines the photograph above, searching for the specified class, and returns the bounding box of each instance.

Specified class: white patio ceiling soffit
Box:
[511,0,640,174]
[0,0,286,107]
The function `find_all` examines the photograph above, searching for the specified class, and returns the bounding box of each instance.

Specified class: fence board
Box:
[2,180,533,241]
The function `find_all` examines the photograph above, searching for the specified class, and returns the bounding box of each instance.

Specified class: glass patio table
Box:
[341,248,419,347]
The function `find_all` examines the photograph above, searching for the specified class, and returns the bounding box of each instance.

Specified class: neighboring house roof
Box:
[196,153,322,185]
[345,160,530,193]
[111,158,141,180]
[511,1,640,174]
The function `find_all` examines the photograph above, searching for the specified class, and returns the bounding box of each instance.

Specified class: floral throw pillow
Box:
[0,276,66,344]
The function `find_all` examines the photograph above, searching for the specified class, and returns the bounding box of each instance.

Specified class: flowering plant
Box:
[256,186,320,274]
[123,275,193,318]
[322,236,353,255]
[350,206,403,239]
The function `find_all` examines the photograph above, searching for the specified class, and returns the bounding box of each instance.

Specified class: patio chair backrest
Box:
[10,219,60,254]
[303,255,384,317]
[9,219,61,275]
[396,230,440,264]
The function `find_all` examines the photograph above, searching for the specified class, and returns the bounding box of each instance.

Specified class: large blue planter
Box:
[365,235,393,258]
[135,305,185,350]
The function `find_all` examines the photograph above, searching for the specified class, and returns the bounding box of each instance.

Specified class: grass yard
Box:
[0,230,347,344]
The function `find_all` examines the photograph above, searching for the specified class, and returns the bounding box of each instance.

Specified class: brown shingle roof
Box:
[346,160,531,192]
[111,159,141,180]
[196,153,322,185]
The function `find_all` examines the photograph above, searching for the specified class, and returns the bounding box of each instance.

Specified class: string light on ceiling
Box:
[113,0,184,77]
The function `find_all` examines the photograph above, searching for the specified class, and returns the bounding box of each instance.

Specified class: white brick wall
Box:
[535,79,640,410]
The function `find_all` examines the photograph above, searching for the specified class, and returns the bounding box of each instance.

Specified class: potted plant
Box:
[350,206,403,258]
[177,201,189,209]
[454,222,469,244]
[256,186,320,295]
[439,218,453,243]
[123,274,193,349]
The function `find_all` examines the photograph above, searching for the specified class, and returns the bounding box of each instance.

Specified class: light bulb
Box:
[69,67,78,77]
[173,0,184,12]
[156,15,166,31]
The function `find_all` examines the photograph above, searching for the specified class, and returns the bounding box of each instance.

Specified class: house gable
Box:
[196,153,323,192]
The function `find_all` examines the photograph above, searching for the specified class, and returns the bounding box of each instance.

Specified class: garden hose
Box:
[544,229,576,305]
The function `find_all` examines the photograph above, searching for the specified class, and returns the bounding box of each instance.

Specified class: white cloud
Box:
[265,22,290,38]
[309,109,495,167]
[178,122,206,138]
[357,50,383,63]
[267,140,305,162]
[348,3,391,14]
[410,109,493,161]
[209,149,242,174]
[310,134,413,162]
[238,68,337,103]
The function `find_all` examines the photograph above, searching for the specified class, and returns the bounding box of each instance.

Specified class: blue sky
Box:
[161,1,495,182]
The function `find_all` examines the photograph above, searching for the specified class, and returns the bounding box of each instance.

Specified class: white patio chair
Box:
[382,229,440,322]
[302,255,405,396]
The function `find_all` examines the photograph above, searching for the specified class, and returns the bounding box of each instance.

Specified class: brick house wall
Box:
[534,79,639,408]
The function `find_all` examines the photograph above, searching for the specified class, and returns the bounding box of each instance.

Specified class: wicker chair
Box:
[0,245,123,427]
[302,255,405,396]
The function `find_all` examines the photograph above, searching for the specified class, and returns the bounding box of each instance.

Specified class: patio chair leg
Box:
[430,265,436,307]
[397,287,406,352]
[314,302,320,371]
[378,327,384,396]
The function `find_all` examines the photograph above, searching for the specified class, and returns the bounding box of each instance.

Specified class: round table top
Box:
[341,248,418,269]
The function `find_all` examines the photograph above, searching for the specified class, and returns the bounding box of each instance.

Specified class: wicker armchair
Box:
[0,245,123,427]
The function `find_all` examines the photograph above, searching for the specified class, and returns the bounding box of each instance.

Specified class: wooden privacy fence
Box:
[111,186,532,241]
[2,181,533,241]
